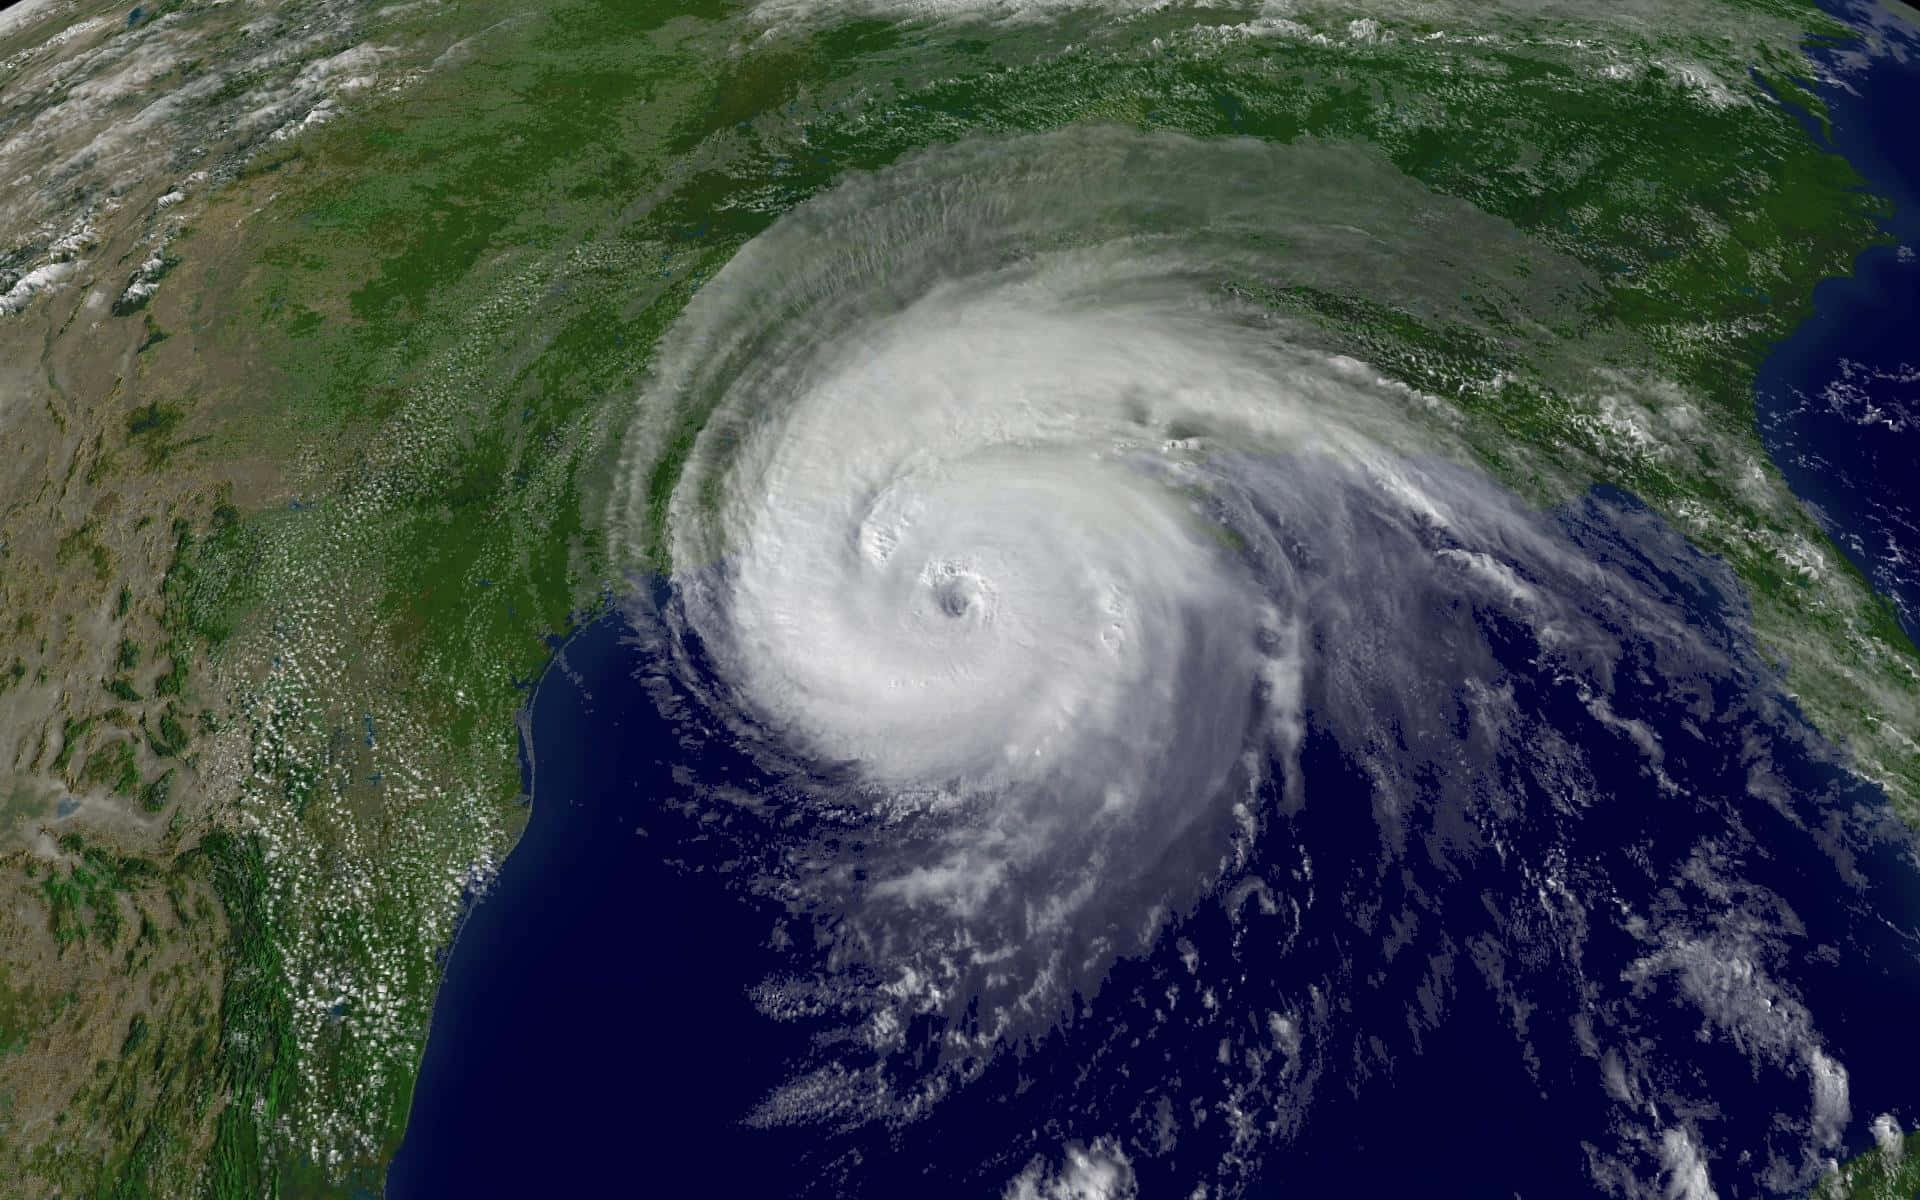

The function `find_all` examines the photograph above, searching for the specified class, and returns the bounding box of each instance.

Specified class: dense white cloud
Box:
[1005,1138,1139,1200]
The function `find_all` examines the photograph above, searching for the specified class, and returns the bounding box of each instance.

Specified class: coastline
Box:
[1756,0,1920,644]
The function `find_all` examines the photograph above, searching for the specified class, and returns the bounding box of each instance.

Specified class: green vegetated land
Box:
[1818,1131,1920,1199]
[58,0,1916,1191]
[8,833,230,1196]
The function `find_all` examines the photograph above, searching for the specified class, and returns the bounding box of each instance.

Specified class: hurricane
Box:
[606,126,1920,1192]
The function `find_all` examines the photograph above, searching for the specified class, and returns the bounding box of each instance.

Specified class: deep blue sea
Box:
[391,568,1920,1197]
[1756,3,1920,643]
[390,13,1920,1197]
[385,613,821,1196]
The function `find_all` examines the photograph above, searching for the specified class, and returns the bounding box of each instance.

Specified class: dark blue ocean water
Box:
[390,14,1920,1196]
[389,512,1920,1199]
[384,611,817,1196]
[1756,1,1920,643]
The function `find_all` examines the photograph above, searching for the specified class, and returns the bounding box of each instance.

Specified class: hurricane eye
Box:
[937,583,973,618]
[599,125,1920,1193]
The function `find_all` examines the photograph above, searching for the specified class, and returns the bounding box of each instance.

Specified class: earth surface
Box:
[1,0,1919,1196]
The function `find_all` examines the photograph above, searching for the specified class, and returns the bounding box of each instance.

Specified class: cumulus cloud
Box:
[1871,1112,1905,1162]
[1660,1128,1720,1200]
[1005,1138,1138,1200]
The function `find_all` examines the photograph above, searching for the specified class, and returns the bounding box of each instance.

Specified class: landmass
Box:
[0,0,1914,1191]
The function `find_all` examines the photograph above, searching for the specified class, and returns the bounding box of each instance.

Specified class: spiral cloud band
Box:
[607,129,1848,1136]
